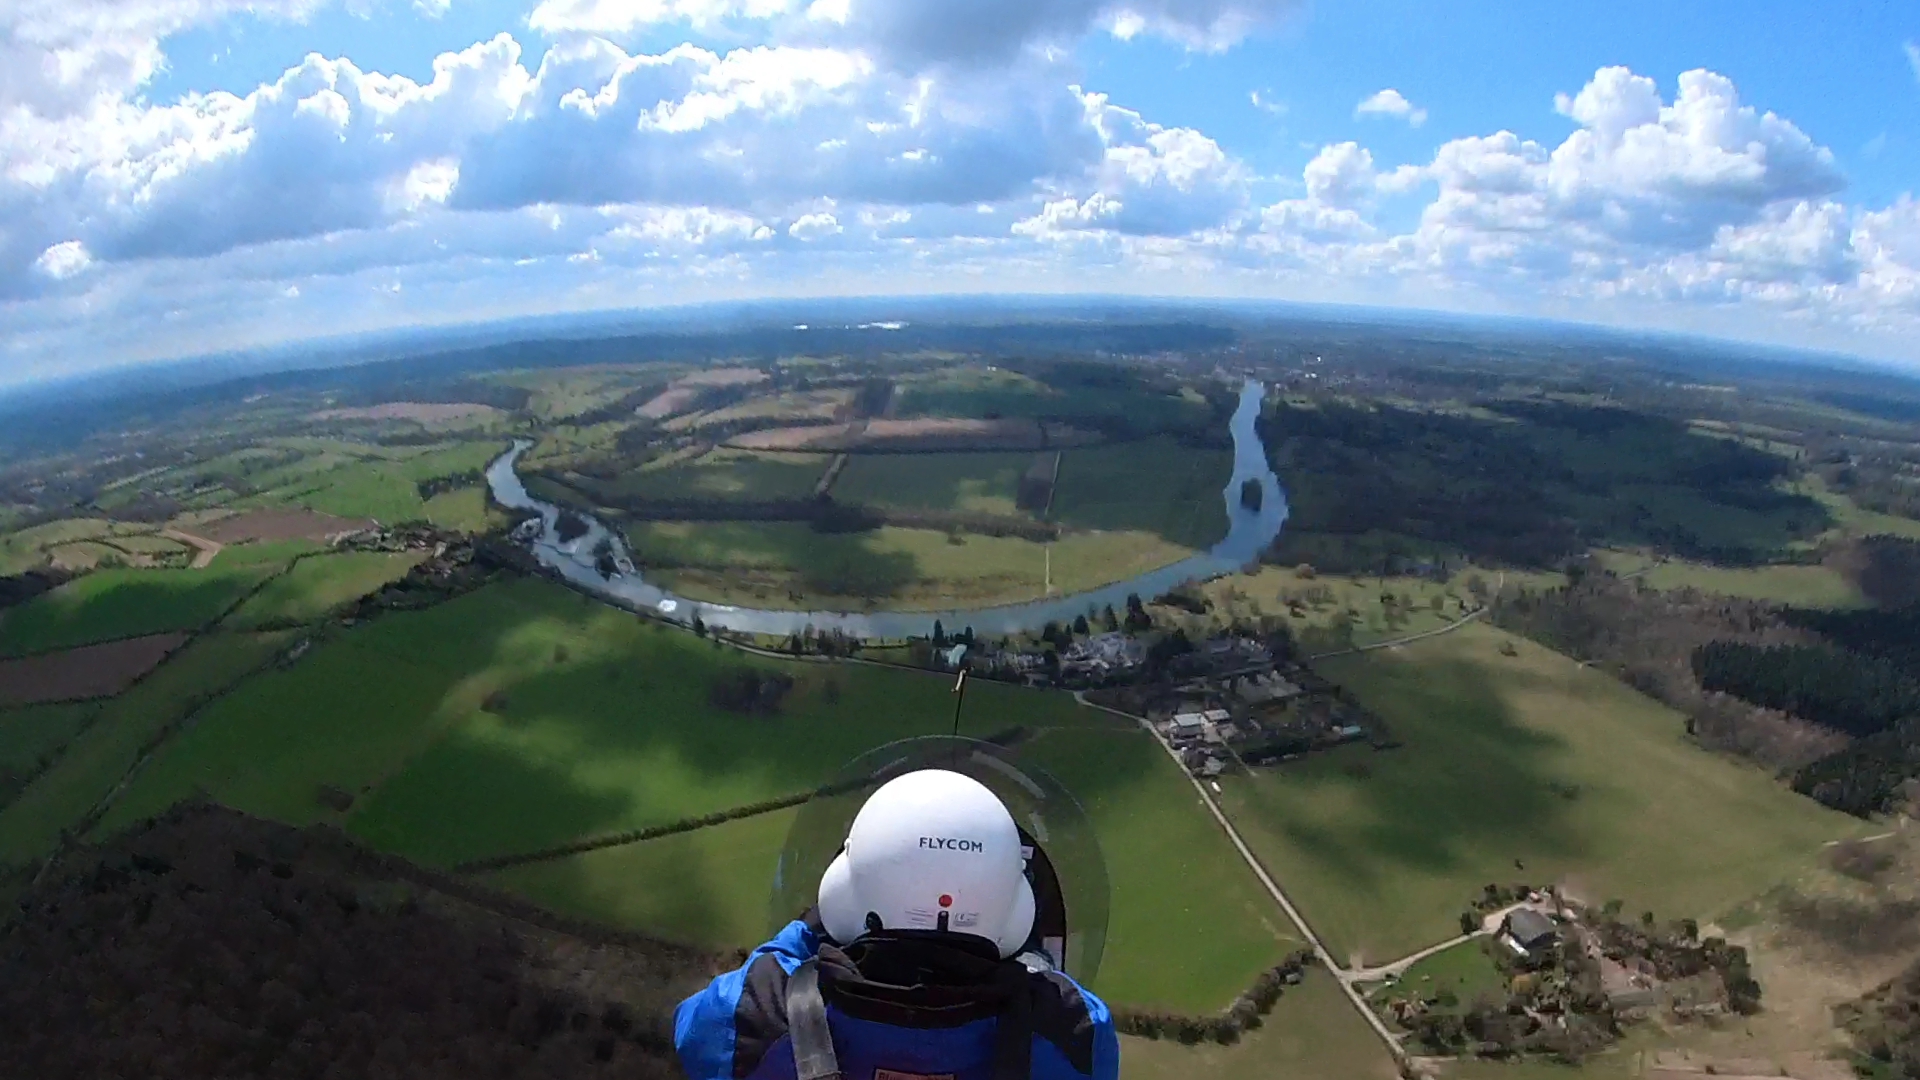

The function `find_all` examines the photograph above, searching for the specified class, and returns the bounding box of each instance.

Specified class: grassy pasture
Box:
[0,630,296,869]
[1120,971,1399,1080]
[1370,938,1508,1013]
[423,486,501,532]
[1594,550,1864,608]
[1052,438,1229,550]
[627,521,1190,610]
[0,518,121,574]
[0,702,98,782]
[0,564,279,657]
[832,452,1036,515]
[100,578,1293,1011]
[582,448,826,503]
[487,808,799,952]
[1216,622,1863,967]
[224,552,424,629]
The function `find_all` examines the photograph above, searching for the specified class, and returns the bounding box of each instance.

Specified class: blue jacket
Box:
[675,920,1120,1080]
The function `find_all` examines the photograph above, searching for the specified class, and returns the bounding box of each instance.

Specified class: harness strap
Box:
[786,958,842,1080]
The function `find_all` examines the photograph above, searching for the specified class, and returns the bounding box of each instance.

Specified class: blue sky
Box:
[3,0,1919,384]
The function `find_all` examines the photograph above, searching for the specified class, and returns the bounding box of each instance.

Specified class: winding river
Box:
[485,379,1289,639]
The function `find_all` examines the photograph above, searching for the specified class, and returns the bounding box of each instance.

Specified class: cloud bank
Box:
[1,0,1917,381]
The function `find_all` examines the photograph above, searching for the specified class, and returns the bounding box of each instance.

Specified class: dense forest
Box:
[1692,642,1920,738]
[0,804,718,1080]
[1263,397,1826,571]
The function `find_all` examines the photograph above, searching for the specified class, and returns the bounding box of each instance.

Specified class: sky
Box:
[3,0,1920,385]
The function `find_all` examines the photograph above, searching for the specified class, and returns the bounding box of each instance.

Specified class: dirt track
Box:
[0,632,190,706]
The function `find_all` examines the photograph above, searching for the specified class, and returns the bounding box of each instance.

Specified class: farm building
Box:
[1500,909,1559,956]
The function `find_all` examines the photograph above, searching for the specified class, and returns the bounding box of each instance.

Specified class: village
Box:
[920,593,1396,784]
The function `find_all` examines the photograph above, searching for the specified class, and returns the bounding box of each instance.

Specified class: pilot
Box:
[674,769,1119,1080]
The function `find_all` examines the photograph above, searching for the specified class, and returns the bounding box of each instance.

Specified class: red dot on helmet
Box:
[938,894,953,908]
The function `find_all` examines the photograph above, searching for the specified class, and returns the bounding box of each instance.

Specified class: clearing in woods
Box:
[1213,621,1864,966]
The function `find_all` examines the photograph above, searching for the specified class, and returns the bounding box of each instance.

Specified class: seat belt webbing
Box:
[786,958,843,1080]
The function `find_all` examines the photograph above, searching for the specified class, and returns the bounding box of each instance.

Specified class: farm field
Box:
[1016,725,1302,1012]
[831,451,1038,515]
[423,486,500,532]
[96,577,1295,1012]
[104,578,1109,856]
[627,521,1191,610]
[0,702,98,784]
[0,563,280,657]
[1214,621,1863,967]
[574,448,826,503]
[0,629,297,871]
[1052,438,1230,549]
[223,551,423,629]
[0,632,189,706]
[1120,971,1399,1080]
[486,808,799,952]
[1594,550,1865,608]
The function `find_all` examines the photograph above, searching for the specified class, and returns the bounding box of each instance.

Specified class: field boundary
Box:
[454,790,814,874]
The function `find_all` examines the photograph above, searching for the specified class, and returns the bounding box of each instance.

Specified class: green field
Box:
[1017,726,1301,1011]
[105,578,1123,858]
[833,452,1039,515]
[0,630,296,869]
[1052,438,1229,549]
[0,563,280,657]
[422,486,499,532]
[1216,622,1864,966]
[241,440,507,524]
[1370,938,1508,1012]
[0,702,98,782]
[1121,971,1399,1080]
[578,448,826,503]
[1595,550,1864,608]
[0,518,119,574]
[488,808,799,952]
[98,577,1296,1011]
[627,521,1191,610]
[224,552,423,629]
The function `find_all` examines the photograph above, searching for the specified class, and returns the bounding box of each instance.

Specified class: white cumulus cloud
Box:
[788,211,843,239]
[33,241,93,280]
[1355,88,1426,127]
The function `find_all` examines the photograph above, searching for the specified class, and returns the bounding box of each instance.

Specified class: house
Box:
[1169,713,1207,744]
[1500,909,1559,956]
[1202,708,1232,724]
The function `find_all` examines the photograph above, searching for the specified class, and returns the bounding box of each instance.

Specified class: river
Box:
[484,379,1289,639]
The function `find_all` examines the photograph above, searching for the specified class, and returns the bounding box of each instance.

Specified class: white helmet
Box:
[817,769,1036,959]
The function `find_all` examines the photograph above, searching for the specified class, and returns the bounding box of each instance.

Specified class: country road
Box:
[1072,690,1408,1053]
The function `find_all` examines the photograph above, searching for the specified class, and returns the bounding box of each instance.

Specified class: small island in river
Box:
[1240,477,1263,512]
